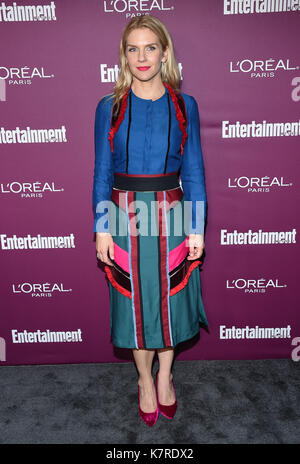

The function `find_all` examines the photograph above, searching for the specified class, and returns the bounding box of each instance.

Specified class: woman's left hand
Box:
[187,234,204,260]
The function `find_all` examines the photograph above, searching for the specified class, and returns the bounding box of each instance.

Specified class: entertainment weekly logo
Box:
[0,329,82,362]
[226,277,287,294]
[219,325,292,340]
[0,2,57,22]
[0,125,67,142]
[223,0,300,15]
[220,228,297,245]
[0,181,64,198]
[0,233,76,250]
[12,282,72,298]
[229,58,299,79]
[103,0,175,17]
[227,175,293,193]
[11,329,83,344]
[222,119,300,138]
[100,62,183,83]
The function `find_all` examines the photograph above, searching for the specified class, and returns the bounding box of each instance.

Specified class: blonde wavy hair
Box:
[105,15,181,114]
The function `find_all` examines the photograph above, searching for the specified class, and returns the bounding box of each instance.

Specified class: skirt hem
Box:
[111,325,205,350]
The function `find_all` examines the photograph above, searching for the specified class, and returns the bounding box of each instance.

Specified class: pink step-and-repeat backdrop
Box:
[1,0,300,365]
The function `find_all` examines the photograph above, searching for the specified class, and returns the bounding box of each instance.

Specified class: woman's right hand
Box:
[96,232,114,266]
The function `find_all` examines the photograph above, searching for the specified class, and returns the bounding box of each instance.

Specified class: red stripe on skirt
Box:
[157,191,172,347]
[127,191,145,349]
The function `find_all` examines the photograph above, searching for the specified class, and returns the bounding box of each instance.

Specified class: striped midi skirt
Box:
[104,172,208,349]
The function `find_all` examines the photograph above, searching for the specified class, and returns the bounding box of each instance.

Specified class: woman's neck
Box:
[131,79,166,101]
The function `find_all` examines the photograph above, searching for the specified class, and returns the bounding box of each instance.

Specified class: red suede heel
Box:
[155,370,177,420]
[138,383,159,427]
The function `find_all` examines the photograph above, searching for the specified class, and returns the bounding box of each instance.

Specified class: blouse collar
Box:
[129,85,167,103]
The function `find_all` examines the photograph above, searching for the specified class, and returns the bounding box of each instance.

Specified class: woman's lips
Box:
[137,66,151,71]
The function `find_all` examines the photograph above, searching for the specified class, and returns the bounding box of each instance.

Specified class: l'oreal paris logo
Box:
[103,0,174,14]
[12,282,72,297]
[0,181,64,198]
[0,66,54,82]
[226,278,287,293]
[229,58,299,76]
[228,176,292,192]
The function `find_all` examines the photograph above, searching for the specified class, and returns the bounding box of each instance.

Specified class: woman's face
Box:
[125,27,168,83]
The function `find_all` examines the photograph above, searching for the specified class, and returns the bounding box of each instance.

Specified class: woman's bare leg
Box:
[157,347,176,405]
[132,348,157,413]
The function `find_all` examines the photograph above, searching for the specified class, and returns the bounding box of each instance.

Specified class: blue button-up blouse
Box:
[92,86,207,234]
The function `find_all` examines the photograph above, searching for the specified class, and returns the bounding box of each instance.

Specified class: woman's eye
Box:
[128,46,156,52]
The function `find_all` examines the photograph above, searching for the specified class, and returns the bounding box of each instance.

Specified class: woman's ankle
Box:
[138,374,154,386]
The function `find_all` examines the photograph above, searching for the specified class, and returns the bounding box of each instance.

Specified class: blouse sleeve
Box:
[92,96,114,233]
[180,96,207,236]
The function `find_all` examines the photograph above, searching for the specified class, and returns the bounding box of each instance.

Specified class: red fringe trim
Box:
[163,82,188,155]
[169,260,202,296]
[105,259,201,299]
[104,265,132,299]
[108,86,130,153]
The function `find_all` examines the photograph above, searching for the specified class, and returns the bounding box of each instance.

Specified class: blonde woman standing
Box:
[93,15,208,427]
